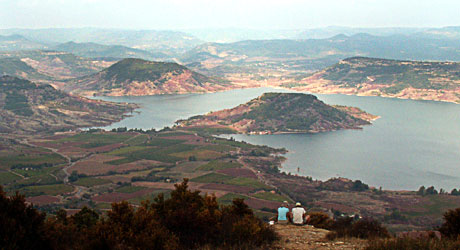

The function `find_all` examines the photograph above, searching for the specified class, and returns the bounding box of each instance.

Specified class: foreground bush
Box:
[0,186,50,249]
[0,180,277,249]
[440,207,460,239]
[327,217,389,240]
[307,211,333,229]
[365,237,460,250]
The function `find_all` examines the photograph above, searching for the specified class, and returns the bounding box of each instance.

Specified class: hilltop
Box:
[64,58,232,96]
[177,92,376,134]
[294,57,460,103]
[0,76,136,133]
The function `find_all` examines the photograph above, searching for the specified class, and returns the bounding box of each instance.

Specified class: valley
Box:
[1,26,460,240]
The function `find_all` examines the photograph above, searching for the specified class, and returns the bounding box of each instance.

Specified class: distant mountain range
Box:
[293,57,460,103]
[178,92,376,134]
[63,58,232,96]
[183,33,460,63]
[0,76,135,133]
[0,28,203,55]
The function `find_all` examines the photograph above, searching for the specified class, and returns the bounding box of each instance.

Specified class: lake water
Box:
[96,88,460,191]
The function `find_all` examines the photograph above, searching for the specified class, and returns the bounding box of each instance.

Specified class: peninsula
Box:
[177,92,377,134]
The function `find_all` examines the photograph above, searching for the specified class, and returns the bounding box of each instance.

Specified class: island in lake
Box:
[177,92,378,134]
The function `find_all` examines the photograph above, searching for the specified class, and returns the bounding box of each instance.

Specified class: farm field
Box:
[0,129,286,218]
[2,128,460,231]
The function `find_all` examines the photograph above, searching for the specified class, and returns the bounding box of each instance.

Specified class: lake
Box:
[95,88,460,191]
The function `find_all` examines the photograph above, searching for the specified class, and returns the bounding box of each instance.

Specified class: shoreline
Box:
[89,84,460,105]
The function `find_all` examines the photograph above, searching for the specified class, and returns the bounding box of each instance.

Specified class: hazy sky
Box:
[1,0,459,30]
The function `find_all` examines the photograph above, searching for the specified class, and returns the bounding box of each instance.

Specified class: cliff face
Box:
[64,58,232,96]
[177,92,376,134]
[0,76,136,134]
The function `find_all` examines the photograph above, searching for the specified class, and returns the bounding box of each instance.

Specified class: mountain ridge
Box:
[0,76,136,133]
[293,57,460,103]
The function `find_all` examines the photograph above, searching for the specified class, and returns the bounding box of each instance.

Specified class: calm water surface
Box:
[96,88,460,190]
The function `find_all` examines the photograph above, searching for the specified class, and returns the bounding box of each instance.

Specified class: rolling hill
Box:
[177,92,376,134]
[0,58,50,81]
[54,41,167,60]
[64,58,232,96]
[294,57,460,103]
[0,76,136,134]
[0,34,47,51]
[0,50,113,81]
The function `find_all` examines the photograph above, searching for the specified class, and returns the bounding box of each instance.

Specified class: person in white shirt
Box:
[291,202,310,225]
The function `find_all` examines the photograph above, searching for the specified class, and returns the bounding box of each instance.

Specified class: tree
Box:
[440,207,460,239]
[351,180,369,192]
[0,186,51,249]
[425,186,438,195]
[417,186,426,196]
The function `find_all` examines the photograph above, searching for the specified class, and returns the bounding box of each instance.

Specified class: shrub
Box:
[1,180,277,250]
[0,186,50,249]
[327,217,389,240]
[308,211,333,229]
[365,237,460,250]
[440,208,460,239]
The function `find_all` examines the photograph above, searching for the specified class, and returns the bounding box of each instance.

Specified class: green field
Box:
[94,202,112,209]
[106,146,148,155]
[0,171,22,185]
[217,193,249,205]
[157,131,192,137]
[170,149,223,161]
[225,177,271,190]
[144,138,185,147]
[0,153,66,169]
[124,134,149,146]
[197,160,242,171]
[190,173,234,183]
[15,173,60,186]
[199,144,236,153]
[58,133,132,144]
[115,185,146,193]
[128,189,171,205]
[251,191,290,202]
[104,157,138,165]
[186,127,237,135]
[214,139,253,149]
[18,184,73,196]
[73,177,111,187]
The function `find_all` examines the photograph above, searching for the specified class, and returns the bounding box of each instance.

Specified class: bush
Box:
[440,208,460,239]
[308,212,333,229]
[365,237,460,250]
[327,217,389,240]
[0,186,50,249]
[0,180,277,249]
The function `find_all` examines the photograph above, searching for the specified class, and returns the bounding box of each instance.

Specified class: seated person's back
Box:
[292,202,306,224]
[277,202,290,223]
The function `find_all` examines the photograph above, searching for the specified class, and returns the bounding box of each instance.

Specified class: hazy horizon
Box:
[2,0,460,30]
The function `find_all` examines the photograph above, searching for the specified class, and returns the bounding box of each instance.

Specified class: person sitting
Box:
[277,201,290,224]
[292,202,310,225]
